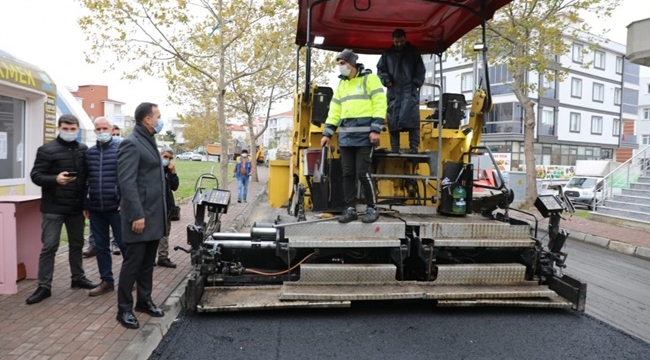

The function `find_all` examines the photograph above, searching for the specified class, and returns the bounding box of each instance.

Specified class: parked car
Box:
[176,152,202,161]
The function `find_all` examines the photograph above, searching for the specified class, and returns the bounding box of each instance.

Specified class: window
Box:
[647,84,650,94]
[644,108,650,120]
[0,95,26,181]
[90,103,95,109]
[569,112,581,132]
[542,72,556,98]
[591,116,603,134]
[540,108,555,135]
[614,88,622,105]
[571,78,582,98]
[592,83,604,102]
[461,72,473,92]
[572,43,584,63]
[489,65,513,84]
[616,56,623,74]
[643,134,650,145]
[613,118,620,136]
[594,50,606,70]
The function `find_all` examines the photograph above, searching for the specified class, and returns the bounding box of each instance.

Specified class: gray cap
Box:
[336,49,358,66]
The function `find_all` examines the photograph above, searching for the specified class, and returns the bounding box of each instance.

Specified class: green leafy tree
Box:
[455,0,619,207]
[163,130,176,144]
[78,0,303,187]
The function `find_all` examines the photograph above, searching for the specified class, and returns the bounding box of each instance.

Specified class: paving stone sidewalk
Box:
[0,166,268,360]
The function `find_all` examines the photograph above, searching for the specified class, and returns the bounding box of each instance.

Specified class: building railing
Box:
[483,120,523,134]
[600,145,650,207]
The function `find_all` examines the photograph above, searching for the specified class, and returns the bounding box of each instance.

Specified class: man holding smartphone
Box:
[26,114,98,305]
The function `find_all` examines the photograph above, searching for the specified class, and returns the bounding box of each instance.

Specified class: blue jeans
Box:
[38,213,86,289]
[89,211,125,283]
[237,176,250,201]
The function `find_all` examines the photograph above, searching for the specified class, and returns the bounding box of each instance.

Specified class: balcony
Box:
[620,134,639,149]
[483,120,523,134]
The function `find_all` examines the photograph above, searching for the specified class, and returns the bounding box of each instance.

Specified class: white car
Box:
[176,152,202,161]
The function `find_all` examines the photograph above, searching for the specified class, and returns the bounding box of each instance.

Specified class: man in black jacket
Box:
[377,28,426,154]
[116,102,167,329]
[85,117,125,296]
[26,114,98,305]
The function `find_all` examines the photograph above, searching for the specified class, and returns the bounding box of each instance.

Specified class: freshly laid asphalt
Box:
[0,165,648,360]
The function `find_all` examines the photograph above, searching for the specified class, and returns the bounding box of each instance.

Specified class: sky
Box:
[1,0,648,123]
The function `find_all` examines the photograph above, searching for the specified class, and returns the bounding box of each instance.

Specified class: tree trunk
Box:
[248,114,259,182]
[217,0,229,189]
[510,70,538,207]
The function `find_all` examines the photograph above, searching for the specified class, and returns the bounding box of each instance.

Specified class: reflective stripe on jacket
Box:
[324,69,387,147]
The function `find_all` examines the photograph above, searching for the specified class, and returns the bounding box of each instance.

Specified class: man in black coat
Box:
[26,114,98,305]
[377,28,426,154]
[115,102,167,329]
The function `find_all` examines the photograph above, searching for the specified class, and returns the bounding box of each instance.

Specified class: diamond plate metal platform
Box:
[297,264,397,284]
[436,297,573,308]
[288,237,401,248]
[278,283,567,305]
[282,216,405,239]
[433,239,535,247]
[197,286,350,312]
[435,264,528,285]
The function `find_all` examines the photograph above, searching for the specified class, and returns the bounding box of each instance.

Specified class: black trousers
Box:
[389,128,420,151]
[339,146,376,209]
[117,240,159,312]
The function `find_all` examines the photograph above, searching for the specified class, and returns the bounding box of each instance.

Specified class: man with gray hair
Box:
[85,117,125,296]
[156,146,179,268]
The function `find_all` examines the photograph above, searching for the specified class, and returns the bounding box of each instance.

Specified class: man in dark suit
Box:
[115,102,167,329]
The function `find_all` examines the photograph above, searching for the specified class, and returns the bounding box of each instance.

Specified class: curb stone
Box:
[516,216,650,262]
[117,182,268,360]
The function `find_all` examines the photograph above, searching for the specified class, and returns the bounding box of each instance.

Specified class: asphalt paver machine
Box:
[177,0,587,312]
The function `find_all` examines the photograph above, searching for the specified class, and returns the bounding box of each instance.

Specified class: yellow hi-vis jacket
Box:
[323,68,387,147]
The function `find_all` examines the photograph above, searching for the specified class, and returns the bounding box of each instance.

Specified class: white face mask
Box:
[96,132,111,143]
[59,131,78,142]
[338,65,351,77]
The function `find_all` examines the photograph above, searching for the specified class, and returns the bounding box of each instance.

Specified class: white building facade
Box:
[636,76,650,167]
[423,34,639,171]
[257,110,293,149]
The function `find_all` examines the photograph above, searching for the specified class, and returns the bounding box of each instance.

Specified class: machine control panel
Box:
[204,189,230,206]
[535,194,564,217]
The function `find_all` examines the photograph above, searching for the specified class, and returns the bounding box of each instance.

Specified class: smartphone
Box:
[65,171,78,177]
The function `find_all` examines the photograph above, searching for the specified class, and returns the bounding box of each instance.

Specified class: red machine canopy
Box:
[295,0,513,54]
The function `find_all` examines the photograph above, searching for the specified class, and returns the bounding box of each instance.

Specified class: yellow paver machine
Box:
[179,0,586,312]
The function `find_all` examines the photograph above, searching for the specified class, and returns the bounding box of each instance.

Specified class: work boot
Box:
[362,206,380,223]
[89,281,114,297]
[157,258,177,268]
[82,246,97,258]
[338,207,358,223]
[26,286,51,305]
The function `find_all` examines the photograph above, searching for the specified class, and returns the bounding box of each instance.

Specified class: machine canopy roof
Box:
[296,0,513,54]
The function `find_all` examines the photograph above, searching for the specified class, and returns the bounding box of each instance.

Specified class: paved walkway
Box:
[1,165,648,359]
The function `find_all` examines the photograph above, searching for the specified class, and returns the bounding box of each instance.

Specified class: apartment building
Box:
[636,76,650,167]
[256,109,293,149]
[71,85,126,129]
[423,35,639,171]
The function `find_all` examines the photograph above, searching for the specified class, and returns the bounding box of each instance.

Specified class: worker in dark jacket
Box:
[26,114,98,305]
[377,28,426,153]
[85,117,126,296]
[156,147,179,268]
[116,102,167,329]
[321,49,387,224]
